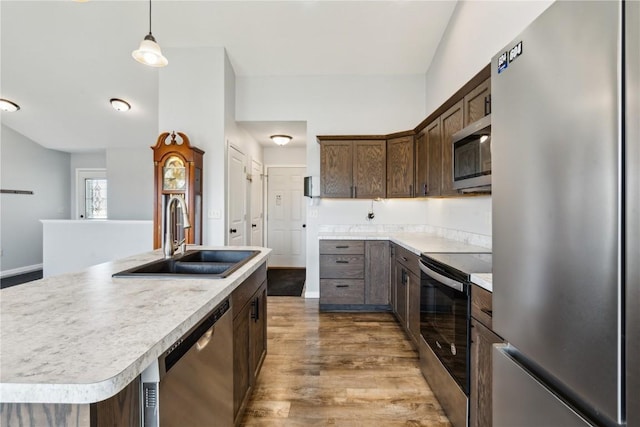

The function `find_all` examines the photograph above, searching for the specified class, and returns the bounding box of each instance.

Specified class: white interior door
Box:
[267,166,306,267]
[76,169,107,219]
[250,159,264,246]
[227,145,246,246]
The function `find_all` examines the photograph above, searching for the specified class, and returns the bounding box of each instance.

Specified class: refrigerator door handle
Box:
[419,259,464,292]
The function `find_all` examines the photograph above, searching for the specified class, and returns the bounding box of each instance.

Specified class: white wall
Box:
[159,47,227,245]
[420,0,553,238]
[263,146,306,166]
[0,125,70,274]
[41,220,152,277]
[159,48,263,247]
[237,74,427,297]
[425,0,553,114]
[105,147,153,220]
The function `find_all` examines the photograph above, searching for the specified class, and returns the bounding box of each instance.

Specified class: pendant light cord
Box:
[148,0,152,34]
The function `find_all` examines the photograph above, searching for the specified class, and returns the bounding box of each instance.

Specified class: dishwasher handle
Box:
[163,299,230,373]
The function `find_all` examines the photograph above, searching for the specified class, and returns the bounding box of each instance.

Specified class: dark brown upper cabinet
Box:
[354,140,387,199]
[386,135,414,198]
[463,77,491,126]
[320,64,490,200]
[320,140,386,198]
[414,131,428,197]
[440,100,465,197]
[320,140,353,198]
[425,117,442,197]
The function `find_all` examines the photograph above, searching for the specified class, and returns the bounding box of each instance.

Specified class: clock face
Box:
[163,156,186,191]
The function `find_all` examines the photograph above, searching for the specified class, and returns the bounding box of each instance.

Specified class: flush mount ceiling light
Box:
[270,135,292,146]
[132,0,168,67]
[0,98,20,112]
[110,98,131,112]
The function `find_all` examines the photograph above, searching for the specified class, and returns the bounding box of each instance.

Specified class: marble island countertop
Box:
[0,246,271,404]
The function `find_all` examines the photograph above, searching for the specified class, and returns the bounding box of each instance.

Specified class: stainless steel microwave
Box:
[452,114,491,192]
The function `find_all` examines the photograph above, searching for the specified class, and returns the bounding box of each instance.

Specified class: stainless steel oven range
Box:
[418,252,491,427]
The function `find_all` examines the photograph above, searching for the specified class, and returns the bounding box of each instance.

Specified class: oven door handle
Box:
[419,259,465,293]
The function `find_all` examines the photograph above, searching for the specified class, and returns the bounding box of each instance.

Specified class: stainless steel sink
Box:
[113,250,260,279]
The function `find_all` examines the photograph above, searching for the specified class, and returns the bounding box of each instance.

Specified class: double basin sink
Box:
[113,249,259,279]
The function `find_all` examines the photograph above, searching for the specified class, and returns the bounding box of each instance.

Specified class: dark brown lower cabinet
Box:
[395,265,408,327]
[469,318,504,427]
[319,240,390,311]
[233,269,268,424]
[250,281,267,378]
[406,269,420,345]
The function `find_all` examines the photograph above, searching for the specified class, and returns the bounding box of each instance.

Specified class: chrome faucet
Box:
[164,195,191,258]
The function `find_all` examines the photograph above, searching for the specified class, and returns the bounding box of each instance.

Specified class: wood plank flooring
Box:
[240,297,452,426]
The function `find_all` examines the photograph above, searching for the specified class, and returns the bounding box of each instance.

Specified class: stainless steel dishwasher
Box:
[141,298,233,426]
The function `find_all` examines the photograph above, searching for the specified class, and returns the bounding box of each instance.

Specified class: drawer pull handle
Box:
[401,256,408,262]
[336,245,349,248]
[336,285,349,288]
[336,260,349,264]
[480,308,493,317]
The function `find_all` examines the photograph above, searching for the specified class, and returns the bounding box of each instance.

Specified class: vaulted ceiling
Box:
[1,1,457,152]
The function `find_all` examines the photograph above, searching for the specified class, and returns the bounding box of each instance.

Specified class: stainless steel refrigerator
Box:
[491,1,638,426]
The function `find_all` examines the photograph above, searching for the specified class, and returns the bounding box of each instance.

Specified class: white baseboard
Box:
[1,264,43,279]
[304,291,320,299]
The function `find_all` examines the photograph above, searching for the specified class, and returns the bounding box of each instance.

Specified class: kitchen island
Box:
[0,246,271,425]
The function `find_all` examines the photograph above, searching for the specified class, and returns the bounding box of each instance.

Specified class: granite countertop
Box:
[318,231,491,255]
[319,231,493,292]
[470,273,493,292]
[0,246,271,404]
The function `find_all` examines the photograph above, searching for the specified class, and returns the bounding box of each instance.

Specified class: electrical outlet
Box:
[309,209,318,218]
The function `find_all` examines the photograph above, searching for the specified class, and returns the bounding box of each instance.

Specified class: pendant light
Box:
[132,0,168,67]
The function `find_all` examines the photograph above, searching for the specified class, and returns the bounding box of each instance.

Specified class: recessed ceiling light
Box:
[0,98,20,113]
[110,98,131,112]
[270,135,292,146]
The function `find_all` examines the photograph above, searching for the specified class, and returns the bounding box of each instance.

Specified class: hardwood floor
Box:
[240,297,452,426]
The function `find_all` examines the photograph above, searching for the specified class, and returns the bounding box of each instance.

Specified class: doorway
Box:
[266,166,306,267]
[75,168,107,219]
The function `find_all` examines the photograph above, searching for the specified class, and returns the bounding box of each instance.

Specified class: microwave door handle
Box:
[419,259,464,293]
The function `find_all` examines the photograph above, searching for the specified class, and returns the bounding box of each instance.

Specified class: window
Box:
[84,178,107,219]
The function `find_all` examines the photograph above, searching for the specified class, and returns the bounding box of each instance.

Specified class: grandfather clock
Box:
[152,131,204,249]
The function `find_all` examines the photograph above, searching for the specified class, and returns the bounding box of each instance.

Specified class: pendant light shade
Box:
[132,0,167,67]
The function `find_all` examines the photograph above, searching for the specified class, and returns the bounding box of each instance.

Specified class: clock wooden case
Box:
[152,131,204,249]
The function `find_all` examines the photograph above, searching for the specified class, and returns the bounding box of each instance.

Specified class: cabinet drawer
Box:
[395,244,420,277]
[320,279,365,304]
[471,284,493,330]
[319,240,364,255]
[320,254,364,278]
